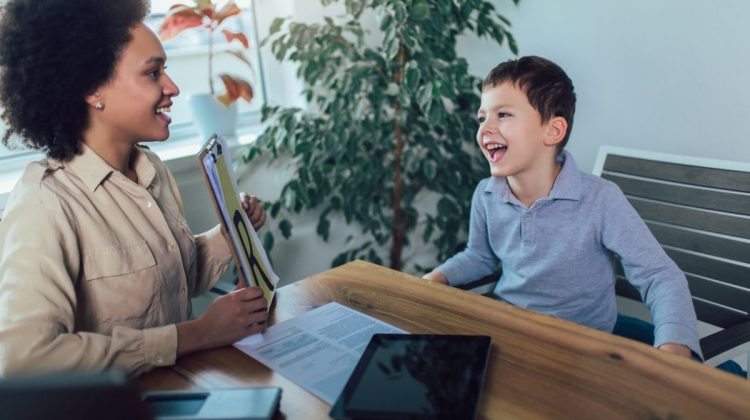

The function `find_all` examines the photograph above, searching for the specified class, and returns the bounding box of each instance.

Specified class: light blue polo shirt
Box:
[437,151,701,356]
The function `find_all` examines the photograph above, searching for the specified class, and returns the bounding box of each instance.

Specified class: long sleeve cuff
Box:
[654,321,703,360]
[437,258,497,287]
[143,324,178,367]
[437,262,469,287]
[201,224,233,263]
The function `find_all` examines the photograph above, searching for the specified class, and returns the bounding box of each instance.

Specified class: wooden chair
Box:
[593,146,750,367]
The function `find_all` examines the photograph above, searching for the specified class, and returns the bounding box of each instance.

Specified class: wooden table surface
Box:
[137,260,750,419]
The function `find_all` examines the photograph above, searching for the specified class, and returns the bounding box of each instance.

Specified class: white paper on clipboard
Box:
[200,135,278,308]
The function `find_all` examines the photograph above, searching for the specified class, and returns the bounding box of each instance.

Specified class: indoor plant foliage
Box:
[159,0,254,106]
[247,0,519,271]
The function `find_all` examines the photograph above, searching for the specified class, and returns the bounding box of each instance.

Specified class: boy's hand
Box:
[422,271,448,284]
[658,343,692,359]
[240,192,266,230]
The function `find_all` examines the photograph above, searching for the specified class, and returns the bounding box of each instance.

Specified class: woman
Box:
[0,0,268,376]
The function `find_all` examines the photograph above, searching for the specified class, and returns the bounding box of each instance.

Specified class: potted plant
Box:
[159,0,255,138]
[246,0,519,273]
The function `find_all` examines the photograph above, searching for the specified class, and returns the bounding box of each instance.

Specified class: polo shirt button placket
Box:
[522,212,533,245]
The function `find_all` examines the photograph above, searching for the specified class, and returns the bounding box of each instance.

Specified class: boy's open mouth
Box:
[485,142,507,162]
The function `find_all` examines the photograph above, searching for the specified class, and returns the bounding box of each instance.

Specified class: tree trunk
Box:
[390,41,407,270]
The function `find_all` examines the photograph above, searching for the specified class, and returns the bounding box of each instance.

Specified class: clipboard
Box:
[198,134,278,308]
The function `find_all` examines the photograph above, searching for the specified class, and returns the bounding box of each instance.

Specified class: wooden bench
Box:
[593,146,750,367]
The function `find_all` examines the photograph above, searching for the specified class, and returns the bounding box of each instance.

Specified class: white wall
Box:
[176,0,750,285]
[463,0,750,172]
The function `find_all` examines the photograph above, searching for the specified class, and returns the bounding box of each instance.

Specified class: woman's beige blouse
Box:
[0,144,232,376]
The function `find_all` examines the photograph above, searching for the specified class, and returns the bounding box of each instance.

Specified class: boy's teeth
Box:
[156,107,171,114]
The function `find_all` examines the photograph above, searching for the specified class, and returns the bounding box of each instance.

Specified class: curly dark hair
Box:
[0,0,149,160]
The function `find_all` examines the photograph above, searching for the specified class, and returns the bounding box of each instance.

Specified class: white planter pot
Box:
[188,93,238,140]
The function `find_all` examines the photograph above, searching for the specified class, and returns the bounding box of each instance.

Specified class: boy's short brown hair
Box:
[483,56,576,148]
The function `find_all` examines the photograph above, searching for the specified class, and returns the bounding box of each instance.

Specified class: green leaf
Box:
[294,140,313,156]
[392,1,407,24]
[317,217,331,241]
[332,252,348,268]
[411,2,430,21]
[279,219,293,240]
[404,62,420,91]
[379,13,393,32]
[269,17,285,35]
[262,231,274,252]
[423,160,437,179]
[384,36,399,60]
[417,84,432,110]
[270,202,281,218]
[507,32,519,55]
[437,197,456,214]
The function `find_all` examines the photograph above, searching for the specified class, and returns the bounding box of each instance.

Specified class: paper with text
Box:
[200,135,277,307]
[234,302,407,404]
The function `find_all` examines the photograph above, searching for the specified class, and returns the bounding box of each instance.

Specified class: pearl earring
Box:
[95,102,105,110]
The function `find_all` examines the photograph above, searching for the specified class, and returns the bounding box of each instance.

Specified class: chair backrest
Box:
[593,146,750,330]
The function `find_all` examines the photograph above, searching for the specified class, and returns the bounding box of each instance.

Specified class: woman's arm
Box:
[0,185,175,376]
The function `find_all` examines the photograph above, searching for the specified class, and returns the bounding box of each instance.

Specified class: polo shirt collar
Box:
[484,150,582,202]
[64,143,156,192]
[549,150,582,201]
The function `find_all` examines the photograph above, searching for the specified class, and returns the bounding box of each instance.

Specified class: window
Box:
[151,0,254,16]
[0,0,265,165]
[144,0,266,146]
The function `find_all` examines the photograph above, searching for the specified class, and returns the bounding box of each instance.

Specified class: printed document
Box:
[199,135,277,306]
[234,302,406,404]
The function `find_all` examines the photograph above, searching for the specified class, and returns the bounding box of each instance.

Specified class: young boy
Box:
[423,56,700,359]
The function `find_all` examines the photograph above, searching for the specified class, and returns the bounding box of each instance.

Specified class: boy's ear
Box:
[543,116,568,147]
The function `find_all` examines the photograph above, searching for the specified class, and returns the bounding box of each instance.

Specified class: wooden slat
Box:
[604,155,750,193]
[686,274,750,314]
[604,151,750,335]
[603,173,750,216]
[694,300,750,329]
[645,222,750,265]
[629,198,750,239]
[616,267,750,316]
[666,248,750,290]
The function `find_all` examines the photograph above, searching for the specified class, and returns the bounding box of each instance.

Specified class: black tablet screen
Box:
[333,334,492,419]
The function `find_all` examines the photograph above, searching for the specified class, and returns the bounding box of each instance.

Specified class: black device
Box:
[0,370,282,420]
[142,387,282,420]
[329,334,493,420]
[0,370,152,420]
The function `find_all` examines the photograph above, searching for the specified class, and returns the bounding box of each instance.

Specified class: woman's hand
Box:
[240,192,266,231]
[176,287,268,356]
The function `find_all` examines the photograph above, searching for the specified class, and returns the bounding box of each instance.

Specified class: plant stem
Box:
[390,39,406,270]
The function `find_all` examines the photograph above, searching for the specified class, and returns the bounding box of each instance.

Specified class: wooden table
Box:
[138,260,750,419]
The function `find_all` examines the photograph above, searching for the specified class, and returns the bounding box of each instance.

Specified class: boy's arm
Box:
[431,182,499,287]
[599,183,701,359]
